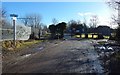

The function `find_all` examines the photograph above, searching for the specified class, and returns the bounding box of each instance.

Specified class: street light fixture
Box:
[10,14,18,48]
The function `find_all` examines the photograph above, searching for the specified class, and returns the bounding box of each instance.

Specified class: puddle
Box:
[21,54,31,58]
[55,44,58,46]
[38,47,44,50]
[17,54,32,60]
[36,46,44,50]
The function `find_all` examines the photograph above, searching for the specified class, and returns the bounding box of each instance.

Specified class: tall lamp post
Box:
[10,14,18,48]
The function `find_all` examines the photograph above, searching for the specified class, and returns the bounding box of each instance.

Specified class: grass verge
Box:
[2,40,43,51]
[97,41,107,45]
[17,40,43,49]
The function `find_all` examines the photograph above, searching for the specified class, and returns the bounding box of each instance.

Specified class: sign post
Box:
[10,14,18,48]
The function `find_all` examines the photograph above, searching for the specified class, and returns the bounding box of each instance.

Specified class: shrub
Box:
[116,26,120,44]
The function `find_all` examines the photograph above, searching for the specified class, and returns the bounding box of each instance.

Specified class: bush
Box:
[116,26,120,44]
[108,53,120,73]
[109,36,115,40]
[98,34,104,39]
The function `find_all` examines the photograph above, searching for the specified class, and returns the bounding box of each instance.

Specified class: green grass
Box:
[97,41,107,45]
[103,36,110,39]
[17,40,43,49]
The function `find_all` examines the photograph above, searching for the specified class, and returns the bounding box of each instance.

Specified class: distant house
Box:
[97,26,111,36]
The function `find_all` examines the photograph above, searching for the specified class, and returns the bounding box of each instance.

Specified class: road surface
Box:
[3,39,104,74]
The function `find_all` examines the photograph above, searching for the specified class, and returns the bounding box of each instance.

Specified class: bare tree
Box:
[2,9,7,18]
[20,17,28,26]
[42,25,48,33]
[89,15,99,28]
[52,18,58,25]
[38,23,45,39]
[21,14,42,27]
[107,0,120,10]
[0,9,2,25]
[107,0,120,43]
[21,13,42,39]
[0,8,7,18]
[107,0,120,25]
[77,20,81,25]
[0,8,7,26]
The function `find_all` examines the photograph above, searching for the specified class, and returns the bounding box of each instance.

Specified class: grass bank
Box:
[2,40,43,51]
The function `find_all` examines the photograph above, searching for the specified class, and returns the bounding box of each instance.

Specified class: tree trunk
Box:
[38,29,41,39]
